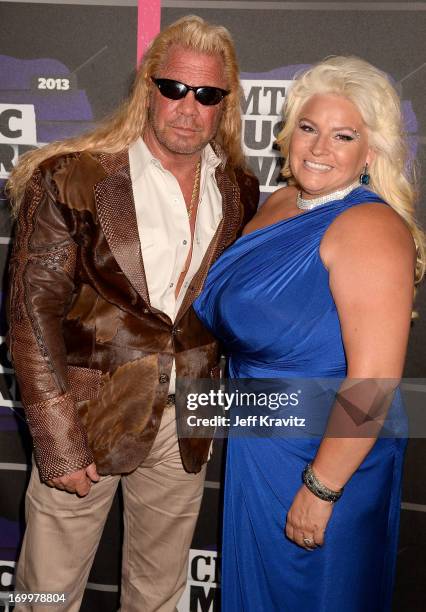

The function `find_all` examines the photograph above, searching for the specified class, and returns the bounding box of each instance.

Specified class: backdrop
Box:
[0,1,425,611]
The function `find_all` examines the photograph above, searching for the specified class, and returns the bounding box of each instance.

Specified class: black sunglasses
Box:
[151,77,229,106]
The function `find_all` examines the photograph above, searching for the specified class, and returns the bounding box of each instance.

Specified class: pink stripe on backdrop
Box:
[137,0,161,65]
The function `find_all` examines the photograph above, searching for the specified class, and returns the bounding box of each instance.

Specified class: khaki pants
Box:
[14,406,206,612]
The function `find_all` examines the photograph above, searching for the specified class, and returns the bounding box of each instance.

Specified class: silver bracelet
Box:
[302,463,343,503]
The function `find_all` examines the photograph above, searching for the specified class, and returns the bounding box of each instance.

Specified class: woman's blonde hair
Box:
[8,15,246,214]
[276,55,425,284]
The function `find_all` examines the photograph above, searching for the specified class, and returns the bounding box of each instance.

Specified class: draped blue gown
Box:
[193,187,407,612]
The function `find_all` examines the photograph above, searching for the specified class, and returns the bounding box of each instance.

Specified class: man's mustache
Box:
[168,120,203,132]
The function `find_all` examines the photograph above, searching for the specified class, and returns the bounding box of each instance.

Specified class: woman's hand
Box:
[285,485,333,550]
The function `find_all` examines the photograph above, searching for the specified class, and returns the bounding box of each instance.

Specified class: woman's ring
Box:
[303,537,314,547]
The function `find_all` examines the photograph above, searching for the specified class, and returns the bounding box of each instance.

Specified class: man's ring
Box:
[303,537,314,547]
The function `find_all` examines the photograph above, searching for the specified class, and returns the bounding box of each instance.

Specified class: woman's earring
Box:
[359,163,370,185]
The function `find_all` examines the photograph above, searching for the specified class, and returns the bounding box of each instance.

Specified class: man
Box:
[7,15,259,612]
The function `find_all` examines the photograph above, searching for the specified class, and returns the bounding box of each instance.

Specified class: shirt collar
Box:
[129,137,223,182]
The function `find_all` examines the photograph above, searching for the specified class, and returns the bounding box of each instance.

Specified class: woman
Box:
[193,57,425,611]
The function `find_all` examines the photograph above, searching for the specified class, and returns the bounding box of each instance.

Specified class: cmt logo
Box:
[0,104,37,179]
[241,79,289,195]
[178,550,220,612]
[0,561,15,611]
[0,561,14,591]
[0,105,36,145]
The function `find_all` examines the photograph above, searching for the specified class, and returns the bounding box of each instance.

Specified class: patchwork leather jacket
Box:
[7,146,259,481]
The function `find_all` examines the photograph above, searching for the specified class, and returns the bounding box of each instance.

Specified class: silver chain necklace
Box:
[296,180,360,211]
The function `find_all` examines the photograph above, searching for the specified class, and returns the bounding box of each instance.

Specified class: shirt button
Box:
[183,240,188,245]
[169,282,174,288]
[158,373,169,384]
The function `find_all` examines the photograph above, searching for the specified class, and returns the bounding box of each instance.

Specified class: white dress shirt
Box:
[129,137,223,392]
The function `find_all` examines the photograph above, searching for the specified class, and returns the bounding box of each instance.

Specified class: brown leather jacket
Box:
[7,146,259,481]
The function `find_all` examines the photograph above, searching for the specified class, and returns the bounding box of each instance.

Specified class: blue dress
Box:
[193,187,407,612]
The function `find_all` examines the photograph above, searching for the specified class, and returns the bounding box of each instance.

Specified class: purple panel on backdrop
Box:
[1,55,71,88]
[0,517,22,562]
[1,90,92,123]
[0,89,93,127]
[1,55,94,141]
[0,407,25,432]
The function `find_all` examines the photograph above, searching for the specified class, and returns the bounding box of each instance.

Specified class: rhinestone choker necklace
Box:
[296,180,360,211]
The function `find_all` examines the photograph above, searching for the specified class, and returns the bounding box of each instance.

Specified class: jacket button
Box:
[158,373,169,384]
[172,327,182,335]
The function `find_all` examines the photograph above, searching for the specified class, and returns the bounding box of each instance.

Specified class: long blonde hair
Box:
[276,55,425,284]
[8,15,246,214]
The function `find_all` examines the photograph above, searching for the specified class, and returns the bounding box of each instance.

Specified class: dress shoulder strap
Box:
[345,186,386,206]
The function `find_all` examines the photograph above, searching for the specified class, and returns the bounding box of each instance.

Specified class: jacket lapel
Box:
[175,160,242,322]
[93,149,244,323]
[94,151,150,305]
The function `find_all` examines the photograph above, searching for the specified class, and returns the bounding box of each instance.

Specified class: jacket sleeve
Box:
[7,167,94,481]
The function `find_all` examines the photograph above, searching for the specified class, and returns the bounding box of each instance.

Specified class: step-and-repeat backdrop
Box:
[1,1,425,610]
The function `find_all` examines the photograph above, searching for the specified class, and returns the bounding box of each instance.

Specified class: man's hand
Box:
[46,463,100,496]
